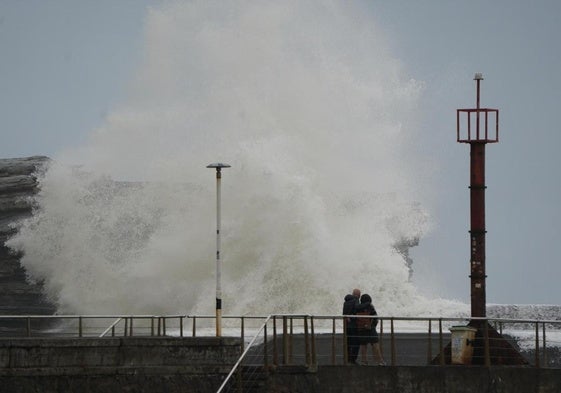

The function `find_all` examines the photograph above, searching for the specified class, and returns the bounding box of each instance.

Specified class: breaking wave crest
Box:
[7,1,468,317]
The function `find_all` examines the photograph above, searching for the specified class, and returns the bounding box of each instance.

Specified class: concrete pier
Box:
[1,335,560,392]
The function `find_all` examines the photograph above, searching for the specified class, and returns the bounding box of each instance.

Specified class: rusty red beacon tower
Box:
[431,74,527,365]
[452,74,527,365]
[457,73,498,319]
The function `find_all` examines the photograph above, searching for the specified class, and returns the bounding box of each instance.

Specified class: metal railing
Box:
[215,315,561,392]
[212,315,561,370]
[0,314,267,340]
[0,315,188,338]
[216,316,271,393]
[1,314,560,370]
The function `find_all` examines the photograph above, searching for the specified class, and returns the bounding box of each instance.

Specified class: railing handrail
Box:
[216,315,272,393]
[99,317,123,338]
[335,314,561,324]
[2,314,560,333]
[0,314,186,319]
[3,314,557,323]
[2,314,560,327]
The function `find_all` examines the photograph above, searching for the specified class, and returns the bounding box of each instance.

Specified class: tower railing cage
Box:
[457,108,499,143]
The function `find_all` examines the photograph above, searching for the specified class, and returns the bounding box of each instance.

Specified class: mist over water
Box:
[8,1,467,316]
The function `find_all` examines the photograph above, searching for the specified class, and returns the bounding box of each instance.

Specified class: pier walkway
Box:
[1,314,561,392]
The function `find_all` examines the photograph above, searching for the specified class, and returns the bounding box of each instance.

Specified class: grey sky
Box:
[1,1,560,305]
[371,1,561,305]
[0,0,153,156]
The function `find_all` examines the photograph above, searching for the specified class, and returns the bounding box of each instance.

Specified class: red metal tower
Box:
[456,73,499,318]
[453,74,527,365]
[432,74,527,365]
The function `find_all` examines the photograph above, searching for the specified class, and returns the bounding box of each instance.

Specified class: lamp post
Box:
[206,163,230,337]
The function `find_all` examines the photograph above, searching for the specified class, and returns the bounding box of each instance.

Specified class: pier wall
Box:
[1,337,561,392]
[0,337,240,368]
[270,365,561,393]
[0,337,240,393]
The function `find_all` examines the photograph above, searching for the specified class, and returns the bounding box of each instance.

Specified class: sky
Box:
[1,0,560,306]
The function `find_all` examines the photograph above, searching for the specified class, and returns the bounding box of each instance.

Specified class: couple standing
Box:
[342,288,385,365]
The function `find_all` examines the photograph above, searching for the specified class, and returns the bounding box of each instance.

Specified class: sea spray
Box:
[7,0,467,317]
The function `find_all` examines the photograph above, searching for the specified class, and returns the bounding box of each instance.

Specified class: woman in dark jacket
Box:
[357,293,385,365]
[342,288,371,363]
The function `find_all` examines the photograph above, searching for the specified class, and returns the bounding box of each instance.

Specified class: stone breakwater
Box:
[0,156,55,315]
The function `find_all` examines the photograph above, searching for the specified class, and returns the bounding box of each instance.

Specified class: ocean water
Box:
[7,0,467,317]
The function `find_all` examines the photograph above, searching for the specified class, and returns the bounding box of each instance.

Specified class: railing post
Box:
[379,318,384,355]
[289,317,294,363]
[163,317,167,336]
[542,322,547,367]
[263,323,269,368]
[282,316,288,365]
[535,322,540,368]
[240,317,245,353]
[151,317,155,336]
[311,316,316,366]
[304,316,311,366]
[157,317,161,336]
[439,318,444,366]
[427,319,432,364]
[79,316,83,338]
[124,317,128,337]
[129,317,134,336]
[390,318,396,366]
[273,316,278,366]
[343,318,348,364]
[192,317,196,337]
[331,317,336,365]
[26,317,31,337]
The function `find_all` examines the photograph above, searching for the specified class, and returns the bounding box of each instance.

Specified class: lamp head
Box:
[206,163,231,169]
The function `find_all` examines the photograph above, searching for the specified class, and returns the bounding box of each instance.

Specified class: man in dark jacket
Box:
[342,288,370,363]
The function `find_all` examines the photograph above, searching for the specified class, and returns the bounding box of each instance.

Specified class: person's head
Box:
[360,293,372,304]
[352,288,361,298]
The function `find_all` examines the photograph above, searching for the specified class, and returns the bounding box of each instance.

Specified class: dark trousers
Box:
[346,325,359,362]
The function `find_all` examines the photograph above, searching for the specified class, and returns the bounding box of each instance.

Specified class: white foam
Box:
[7,1,466,318]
